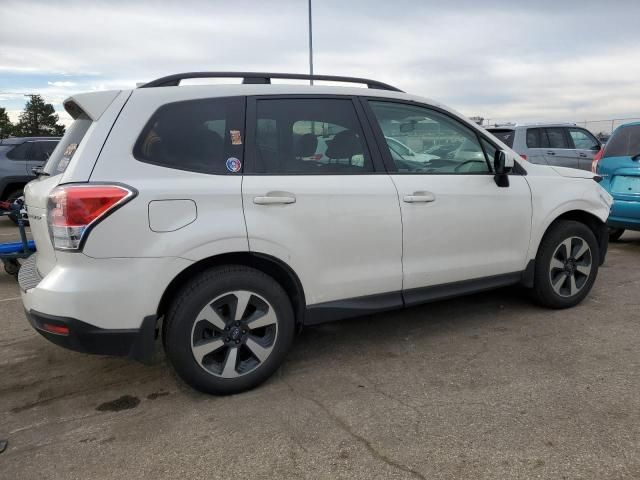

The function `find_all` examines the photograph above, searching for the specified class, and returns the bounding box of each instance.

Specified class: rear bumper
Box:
[18,252,192,363]
[24,309,157,363]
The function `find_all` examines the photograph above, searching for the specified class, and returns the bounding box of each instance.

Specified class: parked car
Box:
[385,136,440,163]
[487,123,602,171]
[592,121,640,241]
[20,72,612,395]
[0,136,60,207]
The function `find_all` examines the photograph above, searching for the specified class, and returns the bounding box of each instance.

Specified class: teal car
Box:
[593,122,640,241]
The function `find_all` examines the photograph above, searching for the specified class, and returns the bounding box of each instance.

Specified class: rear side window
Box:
[603,125,640,158]
[251,98,372,174]
[32,141,58,161]
[488,129,515,148]
[45,114,92,174]
[545,128,569,149]
[134,97,245,174]
[6,142,31,160]
[526,128,542,148]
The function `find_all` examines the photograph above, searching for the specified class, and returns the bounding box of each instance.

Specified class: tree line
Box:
[0,94,66,139]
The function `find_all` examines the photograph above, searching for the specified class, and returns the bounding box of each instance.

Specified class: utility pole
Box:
[308,0,314,85]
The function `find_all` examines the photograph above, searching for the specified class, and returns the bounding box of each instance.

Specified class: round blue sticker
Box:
[226,157,241,173]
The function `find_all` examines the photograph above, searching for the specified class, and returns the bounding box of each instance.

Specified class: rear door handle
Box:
[578,153,588,158]
[403,191,436,203]
[546,151,556,156]
[253,194,296,205]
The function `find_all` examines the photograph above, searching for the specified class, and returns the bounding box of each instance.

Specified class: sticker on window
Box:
[230,130,242,145]
[226,157,241,173]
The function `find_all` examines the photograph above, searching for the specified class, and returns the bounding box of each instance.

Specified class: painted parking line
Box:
[0,296,21,302]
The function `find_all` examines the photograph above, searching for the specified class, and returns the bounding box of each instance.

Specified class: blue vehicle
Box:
[594,122,640,241]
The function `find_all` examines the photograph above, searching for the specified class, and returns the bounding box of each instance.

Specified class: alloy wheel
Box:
[190,290,278,378]
[549,236,592,298]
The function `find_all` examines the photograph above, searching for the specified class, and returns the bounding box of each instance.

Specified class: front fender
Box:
[527,179,611,262]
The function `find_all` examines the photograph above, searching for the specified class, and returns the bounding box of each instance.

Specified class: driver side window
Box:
[368,101,491,174]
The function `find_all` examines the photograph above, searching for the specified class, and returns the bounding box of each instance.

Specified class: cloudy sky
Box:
[1,0,639,129]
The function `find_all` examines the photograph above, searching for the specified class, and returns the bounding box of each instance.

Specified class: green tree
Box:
[0,107,13,138]
[14,94,65,136]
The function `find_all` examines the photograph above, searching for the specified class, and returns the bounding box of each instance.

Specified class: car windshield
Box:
[603,125,640,158]
[487,129,515,148]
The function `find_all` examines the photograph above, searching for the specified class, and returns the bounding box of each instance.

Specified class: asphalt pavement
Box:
[1,217,639,479]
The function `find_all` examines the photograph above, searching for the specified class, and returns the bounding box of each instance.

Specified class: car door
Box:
[242,96,403,312]
[543,127,579,169]
[567,127,601,171]
[362,99,532,302]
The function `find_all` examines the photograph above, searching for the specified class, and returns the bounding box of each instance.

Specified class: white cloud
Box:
[48,81,77,87]
[1,0,639,129]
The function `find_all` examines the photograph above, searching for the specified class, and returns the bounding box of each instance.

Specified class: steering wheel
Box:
[454,160,485,173]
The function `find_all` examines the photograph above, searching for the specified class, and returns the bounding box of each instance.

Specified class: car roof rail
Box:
[138,72,404,92]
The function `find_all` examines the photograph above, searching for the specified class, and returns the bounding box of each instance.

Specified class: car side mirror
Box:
[493,149,513,187]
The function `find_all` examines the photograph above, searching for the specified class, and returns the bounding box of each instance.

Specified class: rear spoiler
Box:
[63,90,123,121]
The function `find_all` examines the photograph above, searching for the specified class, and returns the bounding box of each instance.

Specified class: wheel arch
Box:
[524,209,608,287]
[157,252,307,329]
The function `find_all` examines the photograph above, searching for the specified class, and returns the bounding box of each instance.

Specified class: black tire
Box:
[608,228,625,242]
[532,220,599,309]
[164,265,295,395]
[5,190,23,226]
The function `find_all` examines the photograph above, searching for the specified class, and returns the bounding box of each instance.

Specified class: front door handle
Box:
[253,194,296,205]
[578,152,588,158]
[403,191,436,203]
[546,151,556,156]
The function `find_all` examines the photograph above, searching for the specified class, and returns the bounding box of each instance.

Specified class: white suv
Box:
[19,72,613,395]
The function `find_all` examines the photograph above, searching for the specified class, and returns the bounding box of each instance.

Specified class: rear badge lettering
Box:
[226,157,241,173]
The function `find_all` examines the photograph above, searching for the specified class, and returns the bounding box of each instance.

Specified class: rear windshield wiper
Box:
[32,166,50,177]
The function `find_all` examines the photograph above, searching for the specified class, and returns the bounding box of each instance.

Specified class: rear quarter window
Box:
[133,97,245,174]
[45,114,92,175]
[487,129,515,148]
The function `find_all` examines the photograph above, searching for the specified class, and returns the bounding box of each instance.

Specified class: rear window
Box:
[44,114,92,175]
[603,125,640,158]
[133,97,245,174]
[487,129,515,148]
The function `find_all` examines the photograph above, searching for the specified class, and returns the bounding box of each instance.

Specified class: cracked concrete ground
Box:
[1,217,639,479]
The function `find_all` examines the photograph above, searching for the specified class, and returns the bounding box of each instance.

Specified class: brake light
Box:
[519,154,527,161]
[47,184,134,250]
[591,148,604,174]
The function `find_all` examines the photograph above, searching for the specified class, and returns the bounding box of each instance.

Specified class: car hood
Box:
[551,166,595,179]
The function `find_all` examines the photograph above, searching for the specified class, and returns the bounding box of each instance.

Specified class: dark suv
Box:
[0,137,60,203]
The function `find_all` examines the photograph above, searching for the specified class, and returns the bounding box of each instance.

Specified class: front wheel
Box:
[532,220,599,309]
[164,265,295,395]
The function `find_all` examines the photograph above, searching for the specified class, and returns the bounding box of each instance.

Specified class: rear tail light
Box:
[591,148,604,174]
[47,184,134,250]
[519,154,527,161]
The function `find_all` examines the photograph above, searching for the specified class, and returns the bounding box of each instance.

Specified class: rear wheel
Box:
[532,221,599,309]
[608,228,625,242]
[164,265,295,395]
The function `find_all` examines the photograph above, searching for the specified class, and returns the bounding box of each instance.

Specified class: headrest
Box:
[294,133,318,158]
[326,130,361,159]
